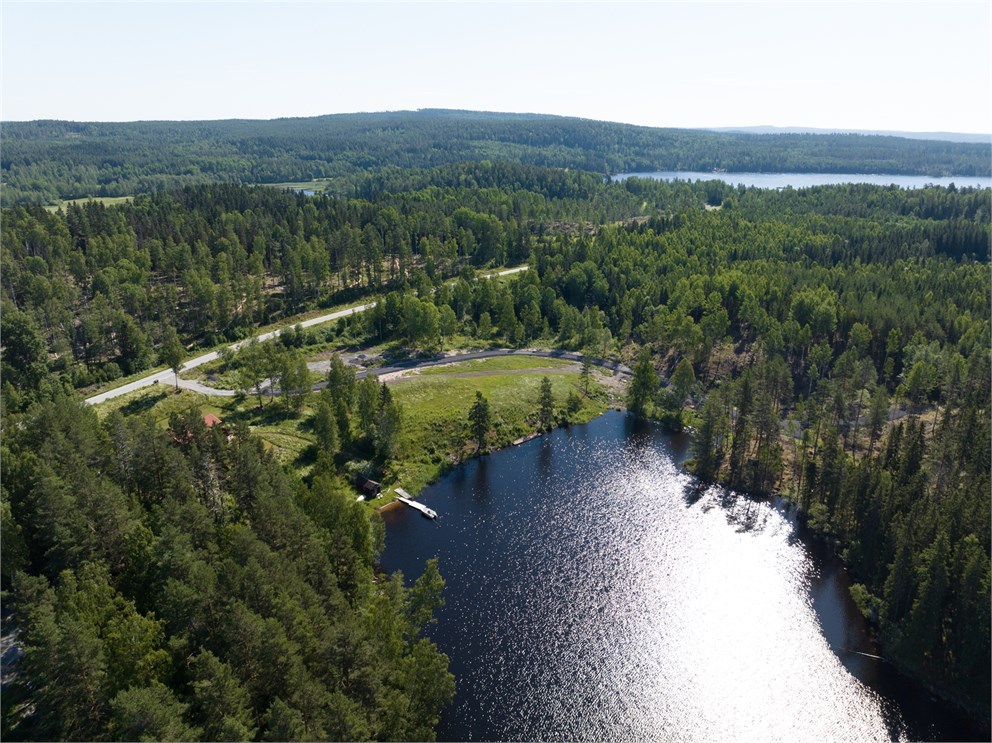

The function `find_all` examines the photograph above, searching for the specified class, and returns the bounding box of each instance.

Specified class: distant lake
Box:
[612,171,992,189]
[381,412,986,742]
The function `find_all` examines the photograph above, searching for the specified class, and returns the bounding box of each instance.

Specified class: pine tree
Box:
[356,376,381,439]
[566,391,583,420]
[669,357,696,424]
[901,530,950,661]
[627,349,657,417]
[312,393,339,454]
[468,391,491,452]
[279,349,310,413]
[160,325,185,392]
[538,376,554,431]
[692,391,727,482]
[580,357,592,394]
[728,374,753,489]
[237,338,268,409]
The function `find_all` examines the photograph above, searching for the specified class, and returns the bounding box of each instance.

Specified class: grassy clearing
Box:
[94,357,611,498]
[92,387,236,426]
[77,267,526,402]
[252,425,314,465]
[387,368,608,496]
[44,195,135,212]
[93,385,319,466]
[85,296,371,398]
[181,363,323,392]
[180,359,234,384]
[256,180,334,193]
[184,296,373,364]
[412,356,574,375]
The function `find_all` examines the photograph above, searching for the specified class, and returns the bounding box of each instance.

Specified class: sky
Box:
[2,1,990,133]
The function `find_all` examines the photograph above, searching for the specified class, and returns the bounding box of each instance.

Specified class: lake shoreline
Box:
[611,170,992,189]
[382,411,988,740]
[643,399,992,734]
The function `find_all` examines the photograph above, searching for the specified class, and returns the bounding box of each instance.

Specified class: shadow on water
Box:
[795,514,991,742]
[537,437,553,481]
[622,412,656,450]
[683,480,709,506]
[623,411,693,462]
[630,413,989,741]
[472,456,489,505]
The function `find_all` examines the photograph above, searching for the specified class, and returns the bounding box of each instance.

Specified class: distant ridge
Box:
[3,109,990,204]
[707,125,990,144]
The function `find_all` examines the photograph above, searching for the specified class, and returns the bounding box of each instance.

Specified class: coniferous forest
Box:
[1,129,990,739]
[2,109,990,204]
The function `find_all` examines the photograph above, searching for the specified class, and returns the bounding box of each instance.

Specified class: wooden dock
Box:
[394,488,438,519]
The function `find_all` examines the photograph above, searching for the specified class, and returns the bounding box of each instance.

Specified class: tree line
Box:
[2,396,454,740]
[5,166,986,412]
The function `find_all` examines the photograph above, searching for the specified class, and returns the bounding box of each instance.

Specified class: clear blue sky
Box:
[2,1,990,132]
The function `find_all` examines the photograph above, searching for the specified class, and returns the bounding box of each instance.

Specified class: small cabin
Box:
[170,412,231,446]
[356,474,382,497]
[203,413,223,428]
[203,413,234,441]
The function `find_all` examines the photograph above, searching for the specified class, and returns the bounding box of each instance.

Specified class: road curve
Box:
[84,266,529,406]
[343,349,632,384]
[84,303,373,405]
[93,348,631,402]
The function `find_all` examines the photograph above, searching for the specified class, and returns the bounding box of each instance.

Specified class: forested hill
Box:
[2,161,990,734]
[3,109,990,204]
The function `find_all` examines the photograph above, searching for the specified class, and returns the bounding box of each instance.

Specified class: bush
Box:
[102,362,123,382]
[849,583,881,623]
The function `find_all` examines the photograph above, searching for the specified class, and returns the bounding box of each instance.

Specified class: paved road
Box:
[322,348,633,388]
[84,266,529,405]
[101,348,632,401]
[84,302,374,404]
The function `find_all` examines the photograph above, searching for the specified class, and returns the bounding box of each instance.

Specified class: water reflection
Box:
[380,411,984,742]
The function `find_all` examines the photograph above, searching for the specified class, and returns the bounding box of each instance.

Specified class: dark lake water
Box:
[612,171,992,190]
[380,411,986,742]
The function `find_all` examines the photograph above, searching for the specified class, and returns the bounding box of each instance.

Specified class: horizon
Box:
[3,108,988,140]
[2,2,990,133]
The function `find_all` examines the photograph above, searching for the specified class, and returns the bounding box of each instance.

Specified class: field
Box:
[43,195,135,212]
[255,179,334,193]
[388,357,610,494]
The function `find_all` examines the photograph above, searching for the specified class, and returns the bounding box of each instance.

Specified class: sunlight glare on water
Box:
[380,412,970,741]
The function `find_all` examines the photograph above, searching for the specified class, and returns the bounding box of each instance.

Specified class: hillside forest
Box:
[2,109,990,204]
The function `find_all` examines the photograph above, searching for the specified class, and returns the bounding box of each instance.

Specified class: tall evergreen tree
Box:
[627,349,657,417]
[538,376,555,431]
[468,391,491,452]
[160,325,185,392]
